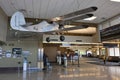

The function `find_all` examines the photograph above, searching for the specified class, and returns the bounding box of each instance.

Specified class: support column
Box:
[97,47,100,57]
[105,48,108,58]
[37,34,44,69]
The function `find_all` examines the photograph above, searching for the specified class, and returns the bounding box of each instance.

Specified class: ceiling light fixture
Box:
[110,0,120,2]
[83,16,97,21]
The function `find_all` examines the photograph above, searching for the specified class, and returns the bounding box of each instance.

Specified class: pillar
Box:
[37,34,44,69]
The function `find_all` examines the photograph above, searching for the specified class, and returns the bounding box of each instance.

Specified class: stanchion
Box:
[58,56,61,65]
[18,61,21,77]
[28,61,31,79]
[72,56,74,65]
[28,61,31,71]
[23,57,27,71]
[64,56,67,67]
[78,55,80,67]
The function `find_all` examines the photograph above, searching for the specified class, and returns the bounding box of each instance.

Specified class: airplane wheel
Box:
[60,35,65,41]
[46,37,50,42]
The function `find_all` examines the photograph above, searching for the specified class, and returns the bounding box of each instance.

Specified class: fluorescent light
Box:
[84,16,97,21]
[110,0,120,2]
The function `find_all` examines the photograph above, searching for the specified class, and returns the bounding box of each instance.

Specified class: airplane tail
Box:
[10,11,27,31]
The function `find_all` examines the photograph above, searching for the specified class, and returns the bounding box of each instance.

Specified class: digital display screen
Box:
[12,48,22,55]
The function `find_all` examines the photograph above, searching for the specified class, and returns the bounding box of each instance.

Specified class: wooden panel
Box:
[44,46,57,62]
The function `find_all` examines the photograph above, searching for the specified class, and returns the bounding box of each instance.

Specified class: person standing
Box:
[43,53,47,70]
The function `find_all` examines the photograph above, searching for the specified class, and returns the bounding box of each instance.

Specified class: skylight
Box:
[110,0,120,2]
[83,16,97,21]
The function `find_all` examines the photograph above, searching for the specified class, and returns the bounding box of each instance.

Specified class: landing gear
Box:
[46,37,50,42]
[60,35,65,41]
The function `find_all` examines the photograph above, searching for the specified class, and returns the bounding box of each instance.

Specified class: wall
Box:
[0,7,8,41]
[44,46,57,62]
[92,27,100,42]
[43,34,95,62]
[43,44,91,62]
[70,46,90,55]
[0,41,38,67]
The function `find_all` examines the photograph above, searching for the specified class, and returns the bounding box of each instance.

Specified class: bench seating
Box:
[107,56,120,62]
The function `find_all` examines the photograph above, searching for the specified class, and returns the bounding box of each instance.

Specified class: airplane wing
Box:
[59,25,88,31]
[60,6,97,19]
[42,25,88,34]
[62,14,93,23]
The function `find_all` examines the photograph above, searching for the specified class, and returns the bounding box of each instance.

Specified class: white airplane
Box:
[10,11,60,32]
[10,6,97,33]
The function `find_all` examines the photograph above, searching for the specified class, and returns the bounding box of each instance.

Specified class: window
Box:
[109,48,114,56]
[115,48,119,56]
[108,48,120,56]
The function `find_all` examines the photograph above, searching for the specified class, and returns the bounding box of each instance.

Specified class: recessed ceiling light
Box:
[83,16,97,21]
[110,0,120,2]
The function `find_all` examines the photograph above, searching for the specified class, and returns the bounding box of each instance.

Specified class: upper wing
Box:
[61,6,97,19]
[52,6,97,22]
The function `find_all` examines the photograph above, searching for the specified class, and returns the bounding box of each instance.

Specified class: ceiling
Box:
[0,0,120,23]
[1,0,120,38]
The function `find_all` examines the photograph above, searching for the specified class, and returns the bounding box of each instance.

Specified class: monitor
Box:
[12,48,22,55]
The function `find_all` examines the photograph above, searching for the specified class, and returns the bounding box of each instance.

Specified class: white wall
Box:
[0,41,38,67]
[0,7,8,41]
[70,46,89,55]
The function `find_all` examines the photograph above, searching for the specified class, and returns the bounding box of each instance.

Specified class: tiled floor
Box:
[0,58,120,80]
